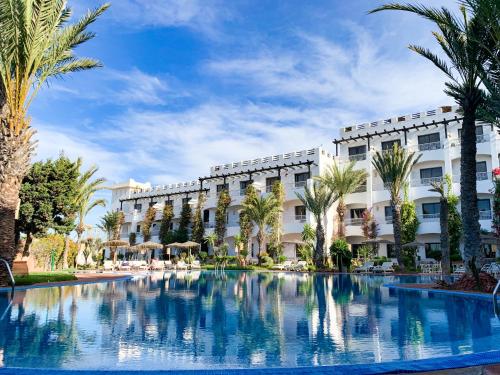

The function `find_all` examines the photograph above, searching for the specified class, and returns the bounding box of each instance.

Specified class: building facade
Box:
[109,105,497,261]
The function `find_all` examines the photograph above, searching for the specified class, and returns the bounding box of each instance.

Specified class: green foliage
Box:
[260,256,274,267]
[141,207,157,242]
[357,245,374,259]
[215,189,231,245]
[277,255,287,263]
[268,181,285,258]
[298,224,315,264]
[191,192,206,245]
[401,185,419,244]
[330,239,352,271]
[159,203,174,245]
[98,211,123,241]
[176,202,192,243]
[14,272,77,286]
[448,194,462,259]
[492,178,500,238]
[204,233,218,252]
[199,251,208,262]
[18,155,81,248]
[30,234,78,271]
[239,184,258,252]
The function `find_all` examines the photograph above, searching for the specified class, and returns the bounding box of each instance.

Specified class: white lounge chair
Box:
[164,260,174,270]
[293,261,308,271]
[354,261,374,273]
[176,260,188,270]
[372,262,395,273]
[190,260,201,270]
[272,260,293,270]
[119,261,131,271]
[103,260,114,271]
[151,259,164,270]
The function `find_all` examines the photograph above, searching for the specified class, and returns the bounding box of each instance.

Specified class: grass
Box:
[14,272,78,286]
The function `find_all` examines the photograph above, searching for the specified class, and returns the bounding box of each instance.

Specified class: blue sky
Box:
[30,0,456,228]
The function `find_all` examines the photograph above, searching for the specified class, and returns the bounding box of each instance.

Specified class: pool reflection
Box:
[0,272,498,370]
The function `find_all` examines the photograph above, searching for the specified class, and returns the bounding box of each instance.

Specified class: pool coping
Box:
[1,351,500,374]
[384,282,495,300]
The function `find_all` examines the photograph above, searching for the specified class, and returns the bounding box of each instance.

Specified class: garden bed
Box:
[14,272,78,286]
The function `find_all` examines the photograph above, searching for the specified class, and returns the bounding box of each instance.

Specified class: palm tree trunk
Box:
[315,221,325,268]
[257,228,265,262]
[391,203,404,271]
[460,108,481,273]
[0,177,20,286]
[337,199,346,239]
[62,235,70,269]
[440,198,451,275]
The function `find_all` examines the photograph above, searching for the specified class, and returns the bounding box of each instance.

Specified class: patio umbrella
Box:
[402,241,425,248]
[173,241,201,258]
[102,240,129,265]
[133,241,164,261]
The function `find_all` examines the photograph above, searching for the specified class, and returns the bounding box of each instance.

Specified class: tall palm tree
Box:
[0,1,109,285]
[316,161,367,238]
[74,163,106,267]
[372,145,421,271]
[429,175,454,275]
[296,183,338,268]
[370,1,495,273]
[242,193,280,260]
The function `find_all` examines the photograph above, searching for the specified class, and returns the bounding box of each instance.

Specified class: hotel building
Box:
[109,105,497,260]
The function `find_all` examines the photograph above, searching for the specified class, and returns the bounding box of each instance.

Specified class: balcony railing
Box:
[418,142,442,151]
[348,153,367,162]
[346,218,363,226]
[477,134,489,143]
[419,213,440,222]
[354,184,367,193]
[204,222,215,229]
[294,180,307,188]
[417,176,443,186]
[479,211,492,220]
[295,214,306,222]
[265,185,273,193]
[476,171,489,181]
[385,216,393,224]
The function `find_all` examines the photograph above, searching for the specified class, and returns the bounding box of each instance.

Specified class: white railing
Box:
[295,215,306,222]
[477,172,489,181]
[385,217,393,224]
[348,153,367,162]
[479,211,492,220]
[346,218,363,226]
[419,213,440,222]
[415,176,443,186]
[418,141,442,151]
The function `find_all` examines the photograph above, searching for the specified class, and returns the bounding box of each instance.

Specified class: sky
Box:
[30,0,457,229]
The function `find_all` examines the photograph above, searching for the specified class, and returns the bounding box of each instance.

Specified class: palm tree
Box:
[98,211,122,263]
[0,1,109,285]
[370,1,495,273]
[242,193,280,260]
[296,183,338,268]
[204,233,218,255]
[429,175,454,275]
[74,163,106,268]
[372,145,421,271]
[316,161,367,238]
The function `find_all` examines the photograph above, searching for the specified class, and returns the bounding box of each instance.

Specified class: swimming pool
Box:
[0,271,498,371]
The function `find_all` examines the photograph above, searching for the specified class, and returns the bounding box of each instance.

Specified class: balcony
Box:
[413,176,443,187]
[476,171,489,181]
[295,214,306,222]
[479,211,492,220]
[354,184,367,193]
[418,141,442,152]
[348,153,366,162]
[294,180,307,188]
[385,216,393,224]
[203,222,215,229]
[418,213,440,222]
[345,218,363,226]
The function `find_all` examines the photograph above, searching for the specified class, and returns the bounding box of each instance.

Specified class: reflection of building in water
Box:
[0,348,4,367]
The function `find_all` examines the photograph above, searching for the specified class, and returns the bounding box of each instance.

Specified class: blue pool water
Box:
[0,271,498,371]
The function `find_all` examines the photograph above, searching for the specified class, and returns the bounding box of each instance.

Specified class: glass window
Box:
[476,161,487,172]
[136,224,141,233]
[203,209,210,222]
[418,132,440,144]
[165,200,173,206]
[295,206,306,216]
[134,203,142,212]
[425,243,441,259]
[182,197,191,205]
[387,244,396,258]
[216,183,228,193]
[381,139,401,150]
[422,202,440,215]
[348,145,366,155]
[420,167,443,179]
[350,208,365,219]
[240,180,252,190]
[149,201,156,207]
[294,172,310,183]
[478,199,491,212]
[266,177,281,191]
[458,126,483,138]
[384,206,392,218]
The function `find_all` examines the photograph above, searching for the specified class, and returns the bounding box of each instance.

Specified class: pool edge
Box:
[384,283,494,300]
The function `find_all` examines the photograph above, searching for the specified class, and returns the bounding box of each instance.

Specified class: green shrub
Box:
[330,239,352,271]
[199,251,208,262]
[261,256,274,267]
[277,255,287,264]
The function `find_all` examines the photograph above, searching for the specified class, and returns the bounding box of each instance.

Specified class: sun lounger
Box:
[190,260,201,270]
[293,261,308,271]
[164,260,174,270]
[103,260,114,271]
[119,261,131,271]
[176,260,188,270]
[354,261,374,273]
[151,260,164,270]
[272,260,293,270]
[372,262,395,273]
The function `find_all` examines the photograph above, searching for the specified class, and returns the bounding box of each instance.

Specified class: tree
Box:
[204,233,218,254]
[0,1,109,285]
[98,211,123,263]
[239,184,258,255]
[268,181,285,259]
[370,1,495,273]
[191,192,206,246]
[297,224,315,265]
[401,185,419,245]
[429,175,458,275]
[159,203,175,257]
[372,145,421,271]
[242,193,280,260]
[176,201,192,243]
[296,182,338,268]
[317,161,367,238]
[74,163,106,267]
[141,207,157,242]
[215,189,231,246]
[361,208,379,256]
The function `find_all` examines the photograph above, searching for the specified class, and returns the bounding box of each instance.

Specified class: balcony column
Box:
[490,129,499,170]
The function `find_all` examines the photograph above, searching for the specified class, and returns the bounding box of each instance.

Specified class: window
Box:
[418,133,440,144]
[476,161,487,172]
[478,199,491,219]
[216,183,228,193]
[295,206,306,221]
[350,208,365,219]
[203,209,210,223]
[182,197,191,205]
[240,180,252,189]
[425,243,441,259]
[165,200,173,206]
[294,172,310,187]
[422,202,440,216]
[149,201,157,207]
[384,206,392,220]
[419,167,443,183]
[351,244,362,258]
[348,145,366,155]
[134,203,142,212]
[381,139,401,151]
[387,244,396,258]
[458,126,483,138]
[136,224,141,233]
[266,176,281,192]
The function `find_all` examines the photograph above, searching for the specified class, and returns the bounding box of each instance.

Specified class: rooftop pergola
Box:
[331,116,467,156]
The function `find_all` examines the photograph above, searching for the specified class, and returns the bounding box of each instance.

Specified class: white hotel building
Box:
[109,105,497,260]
